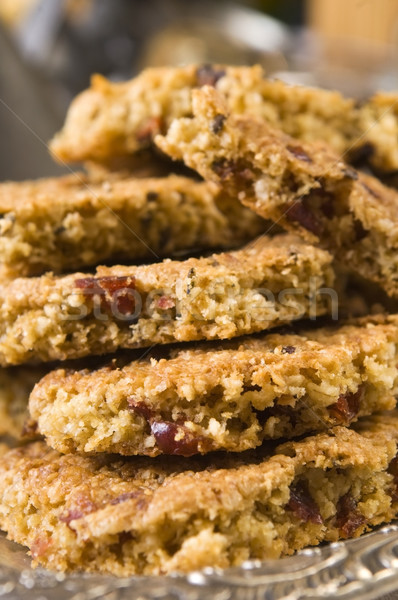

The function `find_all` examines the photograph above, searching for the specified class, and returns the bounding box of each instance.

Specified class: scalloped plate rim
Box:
[0,525,398,600]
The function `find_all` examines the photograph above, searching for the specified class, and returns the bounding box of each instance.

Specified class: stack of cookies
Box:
[1,64,398,576]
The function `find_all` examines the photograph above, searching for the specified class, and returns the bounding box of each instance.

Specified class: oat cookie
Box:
[50,64,398,172]
[0,235,334,365]
[156,86,398,298]
[29,316,398,456]
[1,413,398,575]
[0,173,264,277]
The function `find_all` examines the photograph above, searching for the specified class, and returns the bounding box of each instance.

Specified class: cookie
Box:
[50,63,398,172]
[0,173,264,277]
[156,86,398,298]
[29,316,398,456]
[0,234,333,366]
[1,413,398,575]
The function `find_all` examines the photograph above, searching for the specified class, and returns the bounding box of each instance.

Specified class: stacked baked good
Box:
[1,64,398,576]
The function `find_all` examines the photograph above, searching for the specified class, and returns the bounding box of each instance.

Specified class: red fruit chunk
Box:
[287,480,323,524]
[31,535,52,559]
[388,455,398,502]
[75,275,136,316]
[336,493,366,538]
[59,494,97,526]
[286,199,323,235]
[156,295,176,310]
[329,386,363,424]
[128,399,211,457]
[150,421,203,457]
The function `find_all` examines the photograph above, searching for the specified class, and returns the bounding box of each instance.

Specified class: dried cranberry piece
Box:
[75,277,103,293]
[110,491,141,505]
[109,291,136,316]
[75,275,136,316]
[31,535,52,559]
[155,295,176,310]
[211,159,254,183]
[329,386,363,424]
[128,399,211,456]
[93,276,135,297]
[128,399,154,421]
[287,144,313,163]
[59,508,86,524]
[59,495,97,526]
[388,455,398,502]
[196,65,226,87]
[336,493,365,538]
[287,480,323,524]
[136,116,164,144]
[388,456,398,478]
[286,200,323,235]
[110,491,147,510]
[150,421,203,457]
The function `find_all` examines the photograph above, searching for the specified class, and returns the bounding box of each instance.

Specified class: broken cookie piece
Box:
[0,173,264,277]
[29,315,398,456]
[156,86,398,298]
[1,413,398,575]
[0,234,334,365]
[51,64,398,173]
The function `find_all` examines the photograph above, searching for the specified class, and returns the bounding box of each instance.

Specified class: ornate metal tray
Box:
[1,525,398,600]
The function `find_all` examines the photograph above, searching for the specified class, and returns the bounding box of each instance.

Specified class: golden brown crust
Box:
[1,413,398,575]
[0,234,334,365]
[0,173,264,276]
[156,86,398,298]
[50,64,398,172]
[29,316,398,456]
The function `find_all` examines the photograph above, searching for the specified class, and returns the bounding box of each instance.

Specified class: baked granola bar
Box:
[50,64,398,172]
[29,316,398,456]
[156,86,398,297]
[1,413,398,575]
[0,173,264,277]
[0,234,334,365]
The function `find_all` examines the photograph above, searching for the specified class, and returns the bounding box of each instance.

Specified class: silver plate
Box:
[1,526,398,600]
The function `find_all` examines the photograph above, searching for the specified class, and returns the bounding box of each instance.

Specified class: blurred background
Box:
[0,0,397,180]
